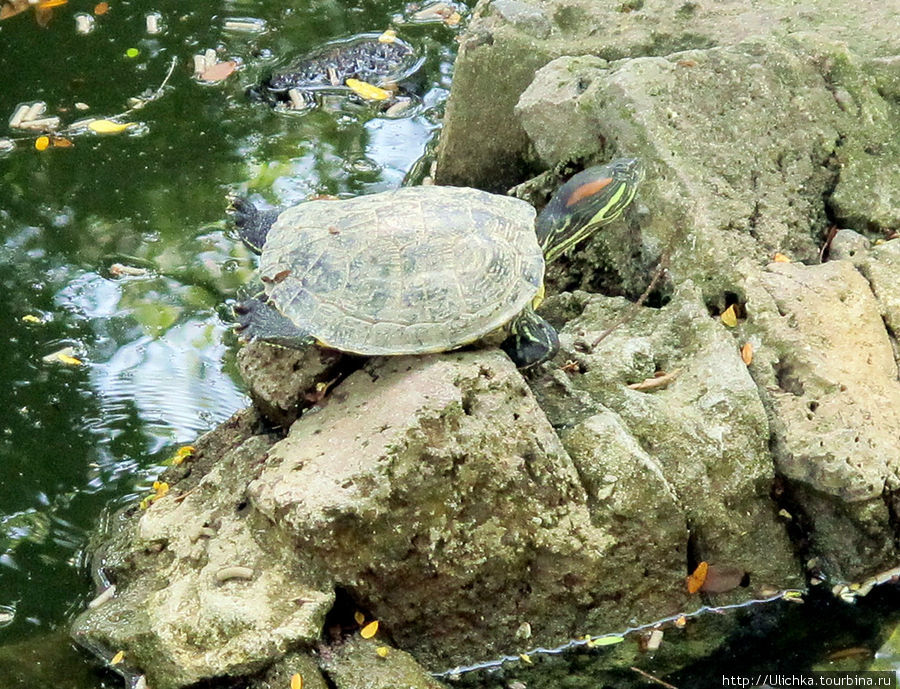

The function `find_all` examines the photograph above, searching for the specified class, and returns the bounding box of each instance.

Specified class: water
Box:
[0,0,453,684]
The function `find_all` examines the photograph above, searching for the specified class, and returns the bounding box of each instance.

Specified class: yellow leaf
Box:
[375,646,390,658]
[353,611,365,625]
[88,119,135,134]
[57,353,83,366]
[378,29,397,43]
[686,561,708,594]
[172,445,195,465]
[519,653,532,664]
[345,79,390,101]
[21,314,41,323]
[360,620,379,639]
[740,342,754,365]
[290,673,303,689]
[593,635,625,646]
[773,252,791,263]
[110,650,125,665]
[35,136,50,151]
[720,304,738,327]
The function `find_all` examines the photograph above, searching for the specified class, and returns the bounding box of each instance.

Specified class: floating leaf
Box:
[0,0,30,21]
[360,620,379,639]
[674,615,687,628]
[110,650,125,665]
[52,135,73,147]
[290,673,303,689]
[519,653,532,664]
[686,561,709,594]
[378,29,397,43]
[200,60,237,82]
[353,611,365,625]
[375,646,390,658]
[740,342,754,365]
[21,314,41,324]
[720,304,738,327]
[346,78,390,101]
[88,118,136,134]
[34,135,50,151]
[93,1,107,13]
[592,635,625,646]
[42,346,83,366]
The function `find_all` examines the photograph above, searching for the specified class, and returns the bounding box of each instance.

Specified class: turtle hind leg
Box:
[233,297,314,349]
[229,197,281,254]
[501,306,560,368]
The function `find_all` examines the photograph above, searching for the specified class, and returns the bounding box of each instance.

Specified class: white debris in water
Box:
[74,12,94,34]
[145,12,162,34]
[223,17,267,32]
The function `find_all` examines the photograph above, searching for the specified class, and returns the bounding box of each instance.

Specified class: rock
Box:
[436,0,900,190]
[519,37,898,303]
[744,260,900,580]
[320,638,448,689]
[533,282,802,594]
[237,340,346,427]
[72,433,335,689]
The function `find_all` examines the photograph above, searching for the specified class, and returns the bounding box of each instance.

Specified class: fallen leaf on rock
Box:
[354,611,365,625]
[110,650,125,665]
[773,252,791,263]
[686,561,708,594]
[740,342,753,365]
[200,60,237,82]
[346,78,390,101]
[378,28,397,43]
[720,304,738,327]
[360,620,379,638]
[699,564,746,593]
[375,646,390,658]
[290,673,303,689]
[628,369,680,391]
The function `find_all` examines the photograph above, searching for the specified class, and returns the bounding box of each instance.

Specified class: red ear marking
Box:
[565,177,613,207]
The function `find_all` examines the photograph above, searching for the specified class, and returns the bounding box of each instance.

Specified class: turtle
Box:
[248,33,423,106]
[231,157,644,368]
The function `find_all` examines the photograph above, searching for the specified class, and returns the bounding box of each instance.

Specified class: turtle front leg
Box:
[233,297,314,349]
[230,198,282,255]
[500,305,560,368]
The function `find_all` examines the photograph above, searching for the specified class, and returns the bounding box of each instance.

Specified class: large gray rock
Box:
[534,282,801,593]
[744,259,900,580]
[516,36,898,302]
[437,0,900,191]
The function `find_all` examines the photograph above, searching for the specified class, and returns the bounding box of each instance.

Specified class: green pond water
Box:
[0,0,450,684]
[1,0,899,687]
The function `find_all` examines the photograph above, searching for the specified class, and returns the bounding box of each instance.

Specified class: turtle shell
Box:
[258,186,544,355]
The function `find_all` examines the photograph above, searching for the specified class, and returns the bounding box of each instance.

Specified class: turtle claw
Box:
[232,297,312,348]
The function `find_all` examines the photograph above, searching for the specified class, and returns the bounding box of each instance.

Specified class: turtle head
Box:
[535,157,644,263]
[501,306,560,369]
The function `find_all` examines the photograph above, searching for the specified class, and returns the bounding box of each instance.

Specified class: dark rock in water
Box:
[251,33,423,106]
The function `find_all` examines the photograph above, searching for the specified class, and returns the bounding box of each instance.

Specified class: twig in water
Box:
[630,666,679,689]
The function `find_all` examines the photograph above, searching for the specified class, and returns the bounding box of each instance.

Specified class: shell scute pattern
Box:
[259,186,543,355]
